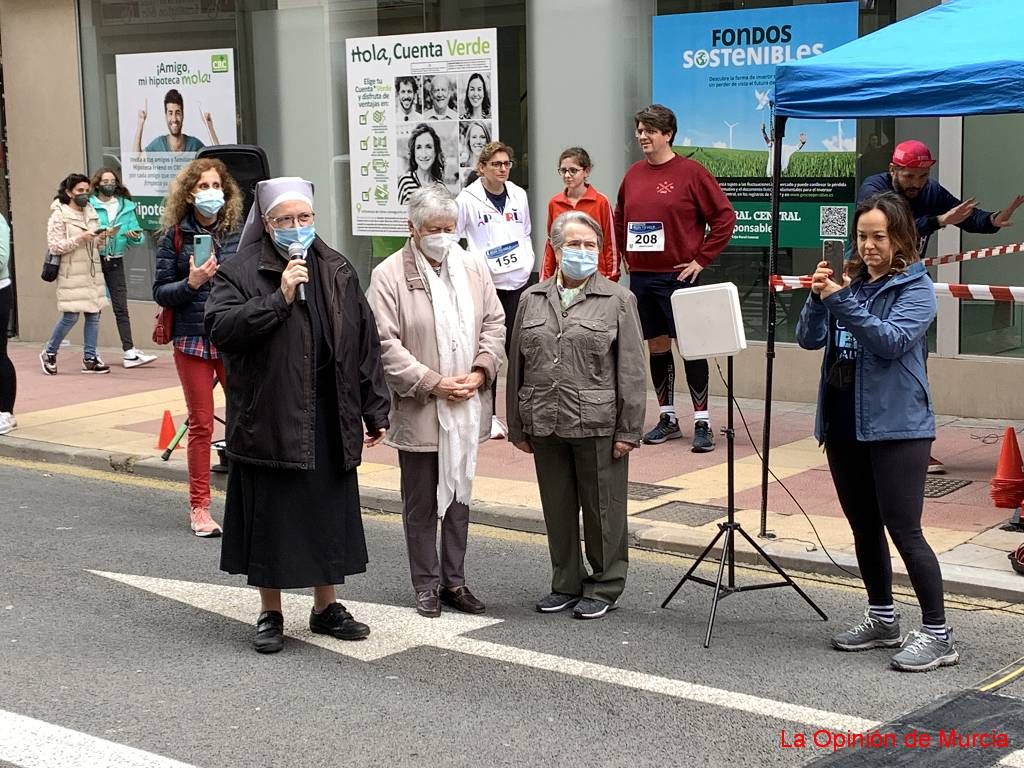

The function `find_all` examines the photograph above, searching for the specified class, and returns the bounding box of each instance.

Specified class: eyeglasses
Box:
[487,160,513,169]
[266,212,316,228]
[557,167,584,177]
[564,239,599,251]
[635,128,663,137]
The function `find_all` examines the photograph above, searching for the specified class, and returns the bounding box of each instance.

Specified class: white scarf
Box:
[415,245,482,518]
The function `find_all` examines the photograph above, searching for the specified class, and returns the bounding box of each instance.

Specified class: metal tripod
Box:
[661,356,828,648]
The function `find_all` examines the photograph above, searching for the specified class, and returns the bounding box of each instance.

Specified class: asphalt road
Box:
[1,457,1022,768]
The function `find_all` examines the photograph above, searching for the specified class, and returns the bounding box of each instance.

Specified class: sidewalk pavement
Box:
[3,340,1022,602]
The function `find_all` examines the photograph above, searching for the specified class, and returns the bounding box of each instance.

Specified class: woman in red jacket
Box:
[540,147,618,281]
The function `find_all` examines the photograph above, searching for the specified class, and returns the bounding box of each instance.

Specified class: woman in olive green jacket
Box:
[507,210,646,620]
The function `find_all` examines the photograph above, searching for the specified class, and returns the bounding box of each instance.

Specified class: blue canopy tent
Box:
[757,0,1024,534]
[774,0,1024,120]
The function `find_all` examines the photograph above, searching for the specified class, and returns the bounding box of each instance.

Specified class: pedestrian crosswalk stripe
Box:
[0,708,198,768]
[91,570,879,733]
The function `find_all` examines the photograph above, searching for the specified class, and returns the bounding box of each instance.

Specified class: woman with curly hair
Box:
[397,123,445,205]
[153,157,243,537]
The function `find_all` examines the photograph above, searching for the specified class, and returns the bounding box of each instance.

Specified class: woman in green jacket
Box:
[89,167,157,368]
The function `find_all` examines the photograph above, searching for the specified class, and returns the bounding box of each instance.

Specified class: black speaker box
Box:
[195,144,271,219]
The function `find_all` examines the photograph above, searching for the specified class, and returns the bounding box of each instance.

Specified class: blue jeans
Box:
[46,311,101,359]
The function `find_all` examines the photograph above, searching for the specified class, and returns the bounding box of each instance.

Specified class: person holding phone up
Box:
[90,167,157,369]
[154,157,242,537]
[797,192,955,673]
[40,173,112,375]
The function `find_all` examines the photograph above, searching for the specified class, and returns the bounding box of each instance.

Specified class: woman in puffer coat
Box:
[40,173,111,375]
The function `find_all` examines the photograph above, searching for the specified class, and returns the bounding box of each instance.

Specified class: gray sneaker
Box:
[536,592,580,613]
[572,597,617,620]
[890,628,959,672]
[691,420,715,453]
[642,414,682,445]
[831,610,902,651]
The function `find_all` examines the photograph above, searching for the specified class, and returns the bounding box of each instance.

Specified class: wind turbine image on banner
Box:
[827,119,845,150]
[723,121,739,149]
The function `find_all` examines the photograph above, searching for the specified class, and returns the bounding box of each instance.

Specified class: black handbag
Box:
[41,251,60,282]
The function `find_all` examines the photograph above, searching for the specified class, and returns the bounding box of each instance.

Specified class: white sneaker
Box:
[0,412,15,435]
[490,415,507,440]
[123,348,157,369]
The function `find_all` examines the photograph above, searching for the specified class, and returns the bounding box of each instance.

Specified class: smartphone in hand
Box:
[193,234,213,266]
[822,239,846,284]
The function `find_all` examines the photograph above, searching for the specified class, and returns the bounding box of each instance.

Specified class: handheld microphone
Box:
[287,241,307,304]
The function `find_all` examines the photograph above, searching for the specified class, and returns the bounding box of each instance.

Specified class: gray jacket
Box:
[506,274,646,445]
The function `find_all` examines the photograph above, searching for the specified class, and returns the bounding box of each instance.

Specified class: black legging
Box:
[825,437,945,625]
[0,285,16,413]
[492,284,527,412]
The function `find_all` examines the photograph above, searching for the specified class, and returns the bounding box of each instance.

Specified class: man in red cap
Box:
[859,139,1022,255]
[858,140,1023,474]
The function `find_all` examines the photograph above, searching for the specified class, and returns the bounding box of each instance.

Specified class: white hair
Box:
[407,184,458,229]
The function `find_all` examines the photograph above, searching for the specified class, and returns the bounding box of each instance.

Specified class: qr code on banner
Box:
[820,206,849,239]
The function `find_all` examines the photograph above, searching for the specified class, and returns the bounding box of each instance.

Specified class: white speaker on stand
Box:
[660,283,827,648]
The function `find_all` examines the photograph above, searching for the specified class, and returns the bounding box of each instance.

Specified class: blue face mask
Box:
[272,224,316,250]
[560,247,599,281]
[193,189,225,217]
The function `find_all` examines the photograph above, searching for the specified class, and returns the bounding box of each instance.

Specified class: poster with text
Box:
[115,49,238,229]
[653,3,858,248]
[346,29,499,236]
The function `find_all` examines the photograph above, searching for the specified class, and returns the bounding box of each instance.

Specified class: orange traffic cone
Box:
[994,428,1024,481]
[156,410,177,450]
[990,428,1024,508]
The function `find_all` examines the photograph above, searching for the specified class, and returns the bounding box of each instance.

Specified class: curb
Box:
[2,436,1021,604]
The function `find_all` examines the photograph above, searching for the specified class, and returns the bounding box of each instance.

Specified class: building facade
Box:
[0,0,1021,416]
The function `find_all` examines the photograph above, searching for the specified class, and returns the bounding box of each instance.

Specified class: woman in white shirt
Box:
[456,141,534,439]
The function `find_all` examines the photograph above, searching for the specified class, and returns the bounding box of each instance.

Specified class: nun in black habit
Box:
[205,176,390,654]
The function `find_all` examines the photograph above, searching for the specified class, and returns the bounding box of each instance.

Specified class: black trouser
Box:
[825,437,945,625]
[101,257,134,351]
[492,284,527,413]
[0,285,15,413]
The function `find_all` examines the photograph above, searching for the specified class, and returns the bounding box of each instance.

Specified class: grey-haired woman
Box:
[507,211,646,620]
[366,184,506,618]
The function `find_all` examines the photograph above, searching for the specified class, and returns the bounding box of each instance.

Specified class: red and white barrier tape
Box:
[933,283,1024,302]
[767,241,1024,291]
[769,275,1024,302]
[769,276,812,292]
[922,241,1024,267]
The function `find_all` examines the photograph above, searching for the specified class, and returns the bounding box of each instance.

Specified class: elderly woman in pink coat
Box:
[367,184,506,618]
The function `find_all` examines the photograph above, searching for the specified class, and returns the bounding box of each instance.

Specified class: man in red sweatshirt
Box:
[615,104,736,452]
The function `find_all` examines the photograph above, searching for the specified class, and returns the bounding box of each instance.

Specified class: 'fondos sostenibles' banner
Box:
[653,3,858,248]
[345,29,499,237]
[115,49,238,229]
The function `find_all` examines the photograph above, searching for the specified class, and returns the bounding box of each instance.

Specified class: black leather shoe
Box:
[254,610,284,654]
[309,603,370,640]
[416,588,441,618]
[440,585,485,614]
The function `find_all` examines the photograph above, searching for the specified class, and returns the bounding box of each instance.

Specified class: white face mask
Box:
[418,232,458,262]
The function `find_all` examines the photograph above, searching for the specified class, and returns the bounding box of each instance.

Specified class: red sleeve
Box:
[614,177,627,267]
[541,197,557,280]
[692,165,736,267]
[596,194,618,281]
